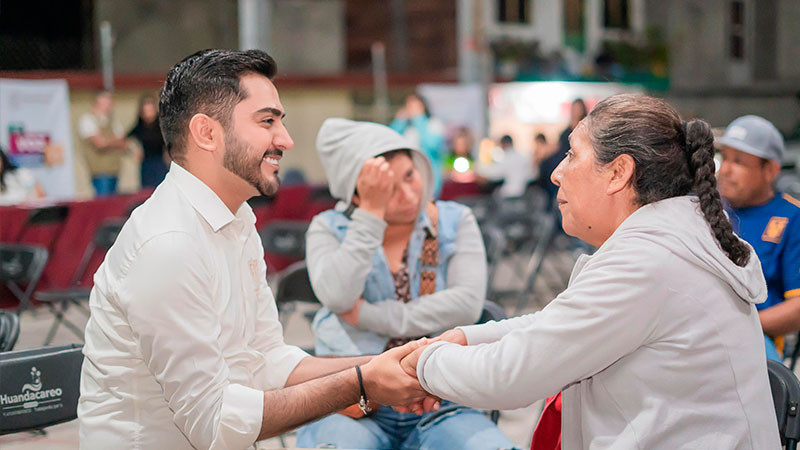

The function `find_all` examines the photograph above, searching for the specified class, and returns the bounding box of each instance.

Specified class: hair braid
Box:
[686,119,751,266]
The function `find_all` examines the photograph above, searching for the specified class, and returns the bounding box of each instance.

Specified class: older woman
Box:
[405,94,780,449]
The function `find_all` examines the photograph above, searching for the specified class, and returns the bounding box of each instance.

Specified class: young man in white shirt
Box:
[78,49,432,450]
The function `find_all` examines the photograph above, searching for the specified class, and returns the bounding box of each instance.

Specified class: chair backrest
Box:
[25,205,70,227]
[455,195,495,226]
[0,311,21,352]
[477,300,507,324]
[0,344,84,435]
[0,244,49,311]
[480,224,507,266]
[61,217,126,287]
[259,220,309,261]
[0,244,48,284]
[92,218,126,251]
[767,358,800,447]
[275,261,319,306]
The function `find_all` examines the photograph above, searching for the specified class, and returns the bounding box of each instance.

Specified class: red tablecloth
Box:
[1,185,336,309]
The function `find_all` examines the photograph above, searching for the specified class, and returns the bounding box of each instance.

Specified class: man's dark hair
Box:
[535,133,547,143]
[158,49,277,163]
[500,135,513,146]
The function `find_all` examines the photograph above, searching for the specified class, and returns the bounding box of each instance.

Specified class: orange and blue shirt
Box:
[728,193,800,311]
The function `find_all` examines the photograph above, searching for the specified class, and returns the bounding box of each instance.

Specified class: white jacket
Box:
[417,196,781,449]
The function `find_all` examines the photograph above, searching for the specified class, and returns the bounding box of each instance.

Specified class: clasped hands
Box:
[359,328,467,415]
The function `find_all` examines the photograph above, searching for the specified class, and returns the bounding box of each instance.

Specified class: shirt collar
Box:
[167,162,255,232]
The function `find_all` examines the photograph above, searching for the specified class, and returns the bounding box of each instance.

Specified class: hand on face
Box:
[405,97,426,118]
[361,339,439,414]
[355,157,395,219]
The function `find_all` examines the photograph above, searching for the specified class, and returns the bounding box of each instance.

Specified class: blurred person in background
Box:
[128,94,168,188]
[476,134,535,199]
[718,115,800,361]
[0,147,44,205]
[77,90,128,196]
[297,118,514,450]
[443,126,476,183]
[390,94,446,197]
[538,98,587,209]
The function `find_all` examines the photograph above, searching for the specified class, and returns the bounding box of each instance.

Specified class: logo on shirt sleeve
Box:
[762,216,789,244]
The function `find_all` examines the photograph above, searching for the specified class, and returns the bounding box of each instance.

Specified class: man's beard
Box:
[223,130,281,197]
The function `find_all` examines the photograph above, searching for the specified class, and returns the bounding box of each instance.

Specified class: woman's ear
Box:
[607,153,635,195]
[187,113,219,153]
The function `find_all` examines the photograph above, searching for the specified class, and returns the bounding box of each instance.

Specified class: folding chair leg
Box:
[43,302,85,346]
[43,310,62,346]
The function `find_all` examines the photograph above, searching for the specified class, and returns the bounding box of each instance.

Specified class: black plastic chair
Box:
[34,218,126,345]
[0,244,49,312]
[480,224,507,300]
[0,310,21,352]
[0,344,84,435]
[274,262,321,354]
[768,359,800,449]
[259,220,309,263]
[14,205,70,251]
[455,194,496,226]
[476,300,506,424]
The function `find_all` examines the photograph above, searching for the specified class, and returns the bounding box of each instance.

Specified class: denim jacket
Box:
[309,200,482,356]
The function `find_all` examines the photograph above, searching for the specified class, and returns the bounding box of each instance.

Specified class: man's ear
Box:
[607,153,635,196]
[187,113,219,153]
[765,160,781,184]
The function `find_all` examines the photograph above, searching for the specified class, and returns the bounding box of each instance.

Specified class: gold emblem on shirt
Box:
[762,217,789,244]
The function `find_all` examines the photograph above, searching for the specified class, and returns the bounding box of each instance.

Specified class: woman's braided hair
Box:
[585,94,750,266]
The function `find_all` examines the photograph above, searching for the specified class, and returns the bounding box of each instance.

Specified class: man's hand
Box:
[394,339,441,415]
[360,340,429,408]
[355,157,394,219]
[338,298,363,327]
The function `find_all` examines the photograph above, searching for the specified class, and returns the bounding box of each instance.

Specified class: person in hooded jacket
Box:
[402,94,781,450]
[296,118,514,450]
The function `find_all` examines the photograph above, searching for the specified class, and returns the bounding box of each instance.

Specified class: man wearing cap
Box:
[718,115,800,361]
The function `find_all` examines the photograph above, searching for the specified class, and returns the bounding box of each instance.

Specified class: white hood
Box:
[612,196,766,305]
[315,118,435,213]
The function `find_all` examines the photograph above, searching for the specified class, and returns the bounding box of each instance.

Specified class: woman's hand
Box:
[438,328,467,346]
[338,298,364,327]
[355,157,394,219]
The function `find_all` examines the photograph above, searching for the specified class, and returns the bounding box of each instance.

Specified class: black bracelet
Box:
[355,365,372,414]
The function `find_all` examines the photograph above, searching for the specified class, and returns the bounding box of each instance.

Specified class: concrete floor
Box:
[0,246,578,449]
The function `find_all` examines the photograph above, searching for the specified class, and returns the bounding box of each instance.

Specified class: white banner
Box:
[0,78,76,200]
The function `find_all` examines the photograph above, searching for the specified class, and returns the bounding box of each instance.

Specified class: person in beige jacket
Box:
[404,94,781,449]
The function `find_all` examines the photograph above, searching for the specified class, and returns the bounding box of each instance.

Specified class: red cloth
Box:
[530,393,562,450]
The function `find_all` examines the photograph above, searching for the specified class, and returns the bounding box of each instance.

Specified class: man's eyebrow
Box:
[254,107,285,119]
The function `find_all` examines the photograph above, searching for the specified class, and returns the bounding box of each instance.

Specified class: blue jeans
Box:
[296,402,516,449]
[91,175,118,197]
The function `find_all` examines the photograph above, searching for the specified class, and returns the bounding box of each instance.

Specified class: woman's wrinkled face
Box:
[551,123,615,245]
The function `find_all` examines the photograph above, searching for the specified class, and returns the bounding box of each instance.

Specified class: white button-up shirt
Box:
[78,163,308,449]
